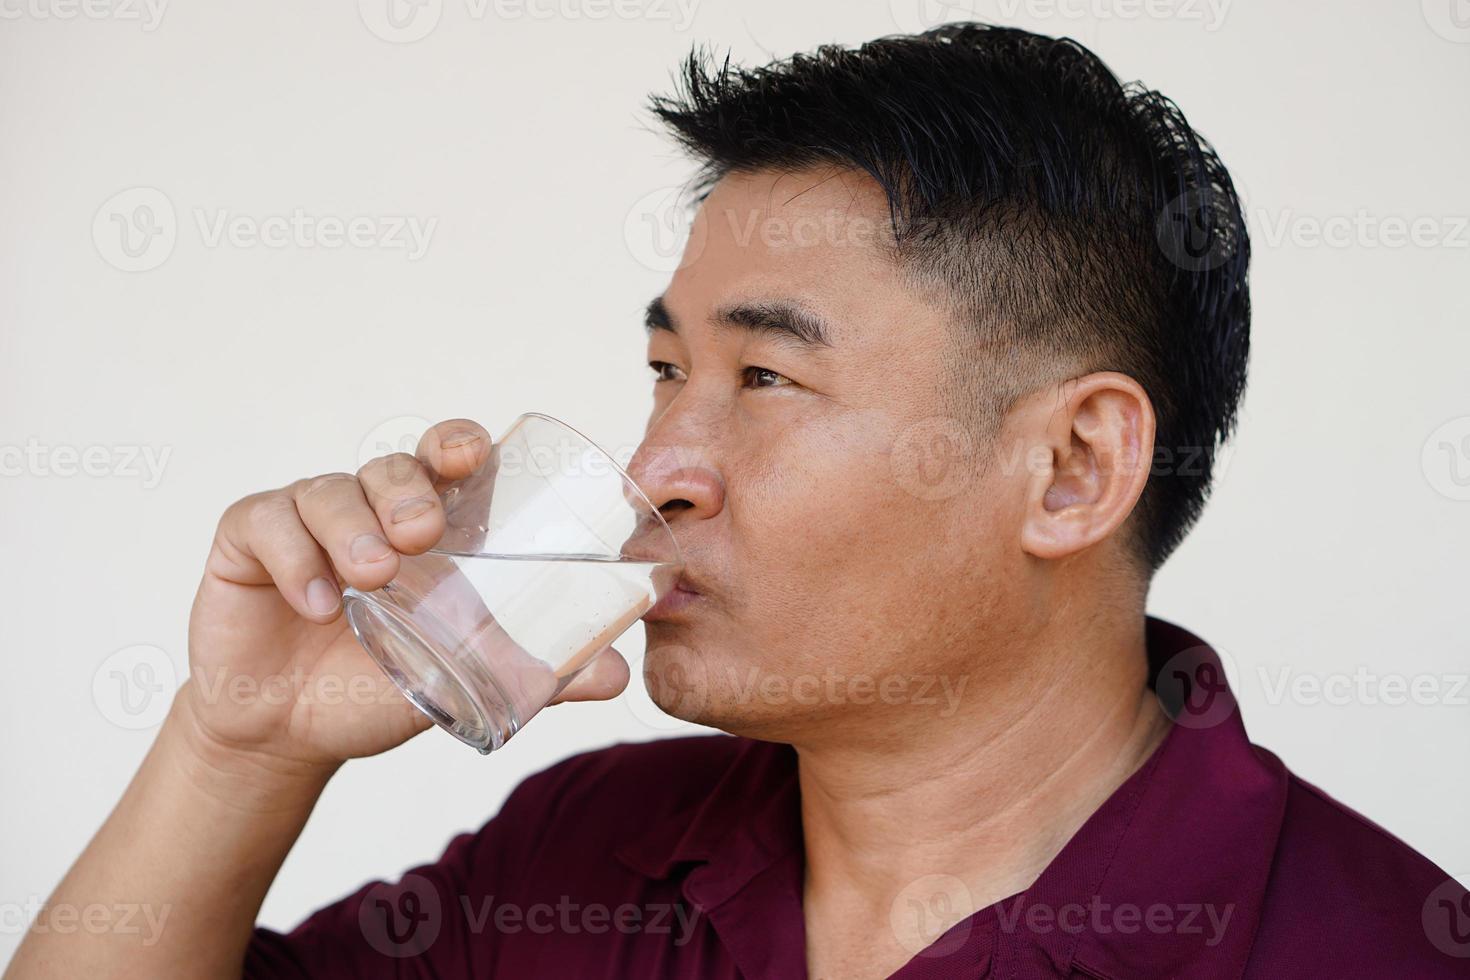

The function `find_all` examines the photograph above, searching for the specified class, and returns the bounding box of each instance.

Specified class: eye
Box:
[743,366,794,389]
[648,360,686,383]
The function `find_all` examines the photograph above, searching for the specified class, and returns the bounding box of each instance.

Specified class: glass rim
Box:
[511,411,682,566]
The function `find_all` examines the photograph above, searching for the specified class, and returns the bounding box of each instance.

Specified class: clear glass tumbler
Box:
[343,412,682,753]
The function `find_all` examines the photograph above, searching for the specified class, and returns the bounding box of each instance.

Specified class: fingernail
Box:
[350,533,393,563]
[391,497,433,524]
[306,577,340,616]
[441,431,481,449]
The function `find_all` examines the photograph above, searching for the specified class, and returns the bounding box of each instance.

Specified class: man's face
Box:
[633,168,1023,743]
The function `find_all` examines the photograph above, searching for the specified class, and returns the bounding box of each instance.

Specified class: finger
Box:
[550,646,631,704]
[290,473,401,592]
[357,452,445,556]
[415,419,494,489]
[212,490,344,623]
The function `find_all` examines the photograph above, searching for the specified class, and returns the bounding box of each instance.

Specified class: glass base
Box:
[343,588,520,754]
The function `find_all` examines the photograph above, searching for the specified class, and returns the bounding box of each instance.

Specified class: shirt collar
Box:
[614,616,1289,979]
[994,617,1288,979]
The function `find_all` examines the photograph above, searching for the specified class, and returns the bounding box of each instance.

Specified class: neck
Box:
[795,609,1170,963]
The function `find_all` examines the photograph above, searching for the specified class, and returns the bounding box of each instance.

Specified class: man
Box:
[10,23,1466,980]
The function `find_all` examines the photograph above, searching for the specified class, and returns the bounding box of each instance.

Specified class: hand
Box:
[177,418,631,772]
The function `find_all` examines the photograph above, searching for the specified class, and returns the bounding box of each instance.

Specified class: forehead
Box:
[658,168,947,352]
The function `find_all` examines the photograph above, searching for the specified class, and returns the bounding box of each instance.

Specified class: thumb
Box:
[550,646,630,704]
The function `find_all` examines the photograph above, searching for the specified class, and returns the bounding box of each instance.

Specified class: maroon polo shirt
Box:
[245,617,1469,977]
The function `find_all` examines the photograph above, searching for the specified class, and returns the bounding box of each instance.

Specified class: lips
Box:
[644,577,702,620]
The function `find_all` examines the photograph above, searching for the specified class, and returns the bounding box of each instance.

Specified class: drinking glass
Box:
[343,412,681,753]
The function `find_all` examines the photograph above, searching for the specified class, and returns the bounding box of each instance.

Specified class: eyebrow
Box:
[644,296,835,350]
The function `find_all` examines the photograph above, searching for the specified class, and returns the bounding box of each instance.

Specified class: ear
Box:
[1018,372,1155,561]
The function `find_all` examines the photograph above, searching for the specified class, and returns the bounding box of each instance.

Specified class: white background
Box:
[2,0,1468,966]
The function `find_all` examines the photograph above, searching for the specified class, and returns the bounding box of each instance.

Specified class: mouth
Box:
[644,575,703,621]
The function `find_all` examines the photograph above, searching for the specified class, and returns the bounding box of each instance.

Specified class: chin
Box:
[641,638,791,735]
[647,643,851,744]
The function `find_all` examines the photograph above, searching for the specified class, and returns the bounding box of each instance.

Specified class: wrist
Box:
[162,681,341,814]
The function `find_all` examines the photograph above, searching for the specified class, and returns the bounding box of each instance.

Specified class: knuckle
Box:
[294,472,357,501]
[360,452,425,492]
[248,493,305,549]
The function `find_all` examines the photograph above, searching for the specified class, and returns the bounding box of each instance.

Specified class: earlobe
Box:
[1018,373,1155,562]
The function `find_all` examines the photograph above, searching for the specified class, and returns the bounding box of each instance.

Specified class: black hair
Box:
[648,23,1251,569]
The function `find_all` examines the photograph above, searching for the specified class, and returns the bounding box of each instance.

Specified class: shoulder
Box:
[1250,748,1468,973]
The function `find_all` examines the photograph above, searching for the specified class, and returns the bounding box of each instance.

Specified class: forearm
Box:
[6,684,338,980]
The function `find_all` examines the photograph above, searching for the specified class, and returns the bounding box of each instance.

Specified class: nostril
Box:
[659,499,694,515]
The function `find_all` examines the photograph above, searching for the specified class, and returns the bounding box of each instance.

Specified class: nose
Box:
[625,439,725,528]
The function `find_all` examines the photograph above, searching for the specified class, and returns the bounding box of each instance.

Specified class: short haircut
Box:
[649,23,1251,569]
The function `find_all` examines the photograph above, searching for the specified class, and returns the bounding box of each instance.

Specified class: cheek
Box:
[729,424,957,646]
